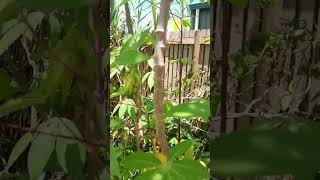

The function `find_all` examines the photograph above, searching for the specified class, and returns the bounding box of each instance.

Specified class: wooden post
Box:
[192,30,201,72]
[190,30,201,90]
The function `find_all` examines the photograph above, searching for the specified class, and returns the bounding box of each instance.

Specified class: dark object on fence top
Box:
[189,2,209,10]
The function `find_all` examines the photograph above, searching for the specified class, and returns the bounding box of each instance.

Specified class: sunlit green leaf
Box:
[165,100,209,120]
[135,159,208,180]
[110,118,125,130]
[142,72,152,83]
[122,152,161,170]
[147,71,155,89]
[168,140,194,160]
[117,50,148,65]
[182,18,192,29]
[110,145,121,177]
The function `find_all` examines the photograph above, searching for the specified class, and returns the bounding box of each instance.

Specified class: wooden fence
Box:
[210,0,320,135]
[164,29,210,102]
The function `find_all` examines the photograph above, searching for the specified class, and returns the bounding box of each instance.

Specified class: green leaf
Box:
[6,133,32,169]
[48,15,60,35]
[121,30,149,51]
[65,144,84,180]
[28,132,56,179]
[0,12,44,55]
[168,140,194,160]
[281,95,292,111]
[228,0,248,9]
[122,152,161,170]
[117,50,148,65]
[147,71,155,89]
[41,30,95,97]
[165,100,209,120]
[147,57,155,69]
[0,22,27,56]
[110,118,125,130]
[26,11,45,30]
[110,145,120,177]
[56,139,68,173]
[0,0,21,26]
[142,72,151,83]
[1,19,18,34]
[0,94,45,118]
[184,146,194,160]
[0,0,14,11]
[117,0,129,8]
[24,11,45,40]
[0,69,11,101]
[20,0,92,11]
[150,0,157,29]
[118,103,127,119]
[54,117,86,164]
[136,160,209,180]
[212,120,320,177]
[182,18,192,29]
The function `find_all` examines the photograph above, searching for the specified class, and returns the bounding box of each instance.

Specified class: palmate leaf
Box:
[212,119,320,178]
[25,118,85,179]
[165,100,209,120]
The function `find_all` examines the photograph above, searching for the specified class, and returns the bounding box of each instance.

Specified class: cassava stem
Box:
[153,0,172,155]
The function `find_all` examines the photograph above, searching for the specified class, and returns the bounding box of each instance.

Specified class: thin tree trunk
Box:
[220,0,232,135]
[124,2,144,150]
[153,0,172,155]
[177,1,184,142]
[102,0,110,178]
[125,2,134,34]
[84,1,107,179]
